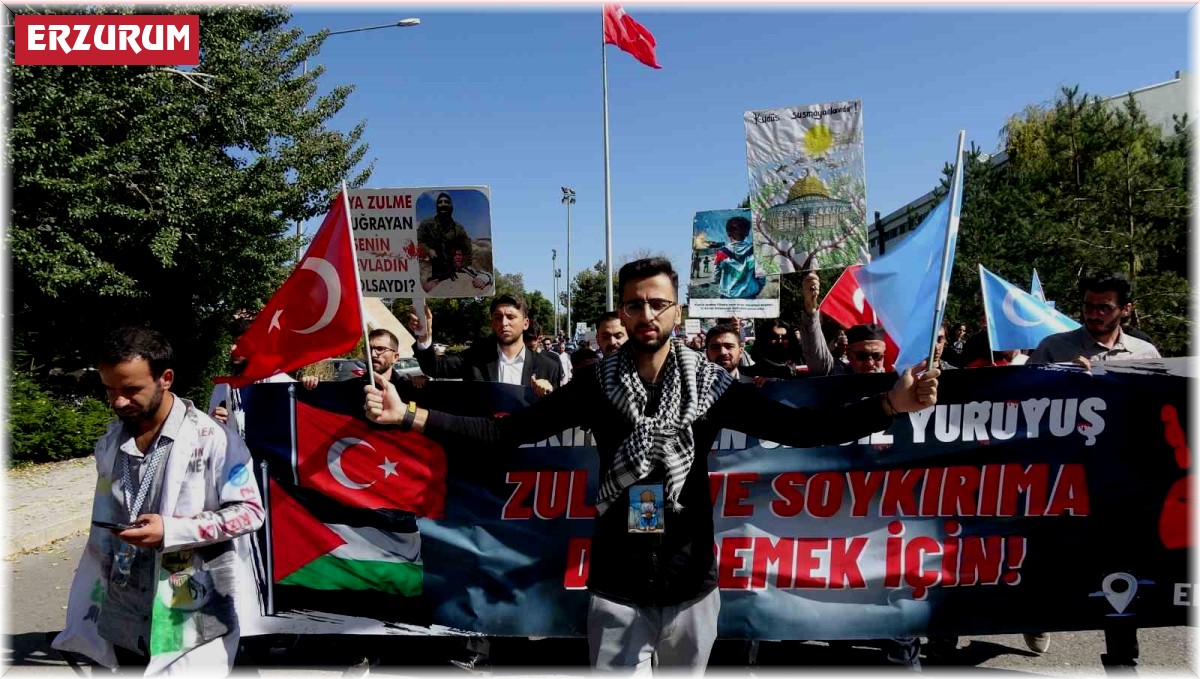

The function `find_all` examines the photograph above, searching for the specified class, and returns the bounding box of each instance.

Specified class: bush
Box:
[8,370,112,465]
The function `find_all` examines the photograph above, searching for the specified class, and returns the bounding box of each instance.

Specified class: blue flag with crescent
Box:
[981,265,1080,351]
[1030,269,1045,301]
[859,154,963,374]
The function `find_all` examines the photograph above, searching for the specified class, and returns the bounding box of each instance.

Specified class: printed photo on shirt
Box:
[628,484,665,534]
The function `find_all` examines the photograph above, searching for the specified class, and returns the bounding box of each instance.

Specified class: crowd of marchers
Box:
[53,257,1154,675]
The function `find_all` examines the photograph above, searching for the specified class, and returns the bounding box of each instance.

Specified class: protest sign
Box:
[348,187,493,298]
[744,100,868,275]
[687,209,781,318]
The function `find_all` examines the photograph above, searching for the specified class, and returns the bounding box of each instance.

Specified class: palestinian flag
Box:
[270,478,423,596]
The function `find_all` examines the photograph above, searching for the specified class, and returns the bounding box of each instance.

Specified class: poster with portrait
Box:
[348,186,494,298]
[744,100,868,276]
[687,209,781,319]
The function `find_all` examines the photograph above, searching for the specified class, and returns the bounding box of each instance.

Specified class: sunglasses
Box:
[852,351,884,362]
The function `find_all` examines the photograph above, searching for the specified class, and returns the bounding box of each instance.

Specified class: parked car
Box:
[320,358,367,381]
[392,357,424,380]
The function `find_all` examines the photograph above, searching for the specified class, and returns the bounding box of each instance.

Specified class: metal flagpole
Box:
[602,12,614,312]
[926,131,966,370]
[260,460,275,615]
[340,180,373,373]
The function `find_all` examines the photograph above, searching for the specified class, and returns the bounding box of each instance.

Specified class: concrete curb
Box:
[6,513,91,556]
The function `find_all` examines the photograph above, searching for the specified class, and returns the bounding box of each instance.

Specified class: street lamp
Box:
[561,187,575,340]
[295,18,421,259]
[551,249,559,337]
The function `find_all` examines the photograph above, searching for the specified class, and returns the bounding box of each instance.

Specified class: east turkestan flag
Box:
[980,264,1080,352]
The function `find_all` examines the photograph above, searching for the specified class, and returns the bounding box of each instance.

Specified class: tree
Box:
[561,260,618,332]
[937,86,1190,355]
[391,269,555,346]
[8,6,373,400]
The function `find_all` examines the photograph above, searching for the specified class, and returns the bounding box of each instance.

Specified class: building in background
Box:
[868,70,1192,258]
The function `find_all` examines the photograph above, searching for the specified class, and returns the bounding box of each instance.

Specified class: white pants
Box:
[587,588,721,675]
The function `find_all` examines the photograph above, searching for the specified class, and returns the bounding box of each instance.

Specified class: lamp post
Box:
[551,249,559,337]
[295,18,421,259]
[561,187,575,340]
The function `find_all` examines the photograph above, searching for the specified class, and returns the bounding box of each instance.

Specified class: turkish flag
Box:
[216,193,362,388]
[295,401,447,518]
[819,264,900,371]
[603,5,661,69]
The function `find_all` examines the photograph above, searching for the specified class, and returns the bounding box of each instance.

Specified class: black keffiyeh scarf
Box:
[594,338,733,515]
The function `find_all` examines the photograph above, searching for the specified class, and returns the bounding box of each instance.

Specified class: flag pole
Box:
[925,130,966,370]
[340,181,373,372]
[601,10,614,312]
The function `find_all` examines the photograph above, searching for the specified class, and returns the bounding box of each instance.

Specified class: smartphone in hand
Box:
[92,520,140,531]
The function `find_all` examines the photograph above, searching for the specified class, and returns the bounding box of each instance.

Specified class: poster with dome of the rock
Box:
[744,100,868,276]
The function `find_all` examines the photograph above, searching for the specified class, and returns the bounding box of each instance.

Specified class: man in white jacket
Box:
[54,327,264,675]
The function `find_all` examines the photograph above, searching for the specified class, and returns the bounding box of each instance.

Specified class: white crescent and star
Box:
[264,257,342,336]
[327,438,377,490]
[1002,290,1045,328]
[293,258,341,335]
[326,438,399,491]
[852,287,866,314]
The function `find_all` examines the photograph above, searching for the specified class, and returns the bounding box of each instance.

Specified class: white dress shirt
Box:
[497,345,527,386]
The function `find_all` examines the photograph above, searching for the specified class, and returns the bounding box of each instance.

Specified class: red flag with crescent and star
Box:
[216,193,362,388]
[603,5,661,69]
[295,401,447,518]
[819,264,900,371]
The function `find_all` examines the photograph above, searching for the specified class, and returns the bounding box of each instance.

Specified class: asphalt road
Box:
[4,533,1195,676]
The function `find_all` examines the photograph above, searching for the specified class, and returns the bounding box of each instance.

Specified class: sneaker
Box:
[1024,633,1050,654]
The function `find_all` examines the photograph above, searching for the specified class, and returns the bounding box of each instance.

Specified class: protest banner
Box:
[687,209,781,318]
[236,360,1190,640]
[348,187,493,298]
[744,100,868,275]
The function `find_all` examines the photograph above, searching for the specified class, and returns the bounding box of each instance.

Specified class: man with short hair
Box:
[595,311,628,358]
[704,324,761,385]
[365,257,940,672]
[1025,273,1160,667]
[1030,273,1161,366]
[55,327,263,674]
[415,293,563,393]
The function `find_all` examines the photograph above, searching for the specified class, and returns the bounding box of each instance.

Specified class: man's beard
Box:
[117,385,165,427]
[626,332,668,354]
[496,332,522,347]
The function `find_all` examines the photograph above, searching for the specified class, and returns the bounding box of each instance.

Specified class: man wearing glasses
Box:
[1030,273,1160,367]
[1025,273,1159,668]
[364,257,940,672]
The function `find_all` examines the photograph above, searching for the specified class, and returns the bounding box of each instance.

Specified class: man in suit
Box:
[415,292,563,396]
[412,293,562,668]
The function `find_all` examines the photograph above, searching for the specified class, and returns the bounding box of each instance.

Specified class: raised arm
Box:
[709,363,938,448]
[797,272,836,376]
[364,370,589,449]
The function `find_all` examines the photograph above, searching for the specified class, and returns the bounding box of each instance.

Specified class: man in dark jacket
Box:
[368,257,940,672]
[414,293,563,395]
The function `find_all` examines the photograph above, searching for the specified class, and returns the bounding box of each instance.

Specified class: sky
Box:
[288,4,1191,311]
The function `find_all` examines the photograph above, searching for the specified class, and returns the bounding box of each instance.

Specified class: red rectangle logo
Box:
[14,15,199,66]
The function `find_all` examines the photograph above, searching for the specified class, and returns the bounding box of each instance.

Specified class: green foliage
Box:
[561,260,619,333]
[390,270,556,345]
[8,5,373,399]
[936,86,1191,356]
[8,371,112,465]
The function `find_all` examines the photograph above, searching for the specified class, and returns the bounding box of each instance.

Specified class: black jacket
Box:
[424,368,892,607]
[415,341,564,388]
